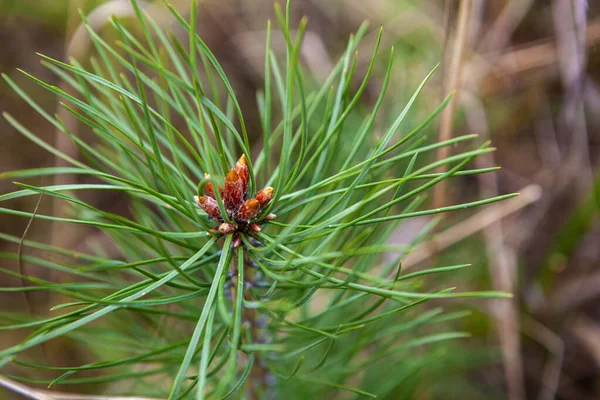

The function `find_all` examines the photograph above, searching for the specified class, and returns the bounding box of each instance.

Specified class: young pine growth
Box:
[195,155,275,247]
[0,1,515,399]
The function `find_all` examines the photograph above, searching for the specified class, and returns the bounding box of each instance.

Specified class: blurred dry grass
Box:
[0,0,599,399]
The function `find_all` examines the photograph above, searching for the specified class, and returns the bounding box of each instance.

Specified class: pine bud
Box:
[255,187,274,208]
[218,222,237,234]
[195,195,221,219]
[235,198,260,221]
[203,173,215,198]
[249,223,262,232]
[223,169,244,211]
[232,234,242,248]
[265,213,276,221]
[235,154,249,197]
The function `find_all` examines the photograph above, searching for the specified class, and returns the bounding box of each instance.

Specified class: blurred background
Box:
[0,0,599,399]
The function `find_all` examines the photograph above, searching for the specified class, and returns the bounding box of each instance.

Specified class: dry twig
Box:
[0,375,163,400]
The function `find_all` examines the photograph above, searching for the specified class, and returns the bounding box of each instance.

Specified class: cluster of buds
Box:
[194,155,275,247]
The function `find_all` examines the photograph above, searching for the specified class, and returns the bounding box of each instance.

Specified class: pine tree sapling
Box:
[0,1,515,399]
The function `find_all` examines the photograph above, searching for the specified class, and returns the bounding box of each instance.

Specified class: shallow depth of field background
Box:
[0,0,599,399]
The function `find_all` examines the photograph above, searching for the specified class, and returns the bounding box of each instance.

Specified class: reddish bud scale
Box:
[265,213,276,221]
[232,234,242,248]
[235,154,249,197]
[235,198,260,222]
[255,187,274,208]
[195,196,221,219]
[249,223,261,232]
[203,173,215,198]
[223,169,245,211]
[219,222,237,234]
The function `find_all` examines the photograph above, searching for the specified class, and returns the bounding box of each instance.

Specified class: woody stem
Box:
[231,250,268,400]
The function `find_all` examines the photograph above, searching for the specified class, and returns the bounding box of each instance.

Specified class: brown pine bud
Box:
[223,169,245,211]
[232,234,242,248]
[255,187,274,208]
[219,222,237,234]
[203,173,215,198]
[195,195,221,219]
[249,223,261,232]
[235,154,249,197]
[235,198,260,222]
